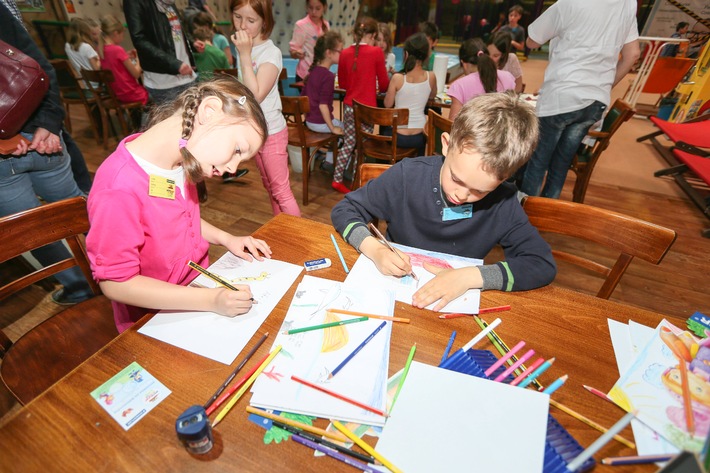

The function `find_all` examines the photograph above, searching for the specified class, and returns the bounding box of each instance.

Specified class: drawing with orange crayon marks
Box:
[346,242,483,313]
[250,275,395,427]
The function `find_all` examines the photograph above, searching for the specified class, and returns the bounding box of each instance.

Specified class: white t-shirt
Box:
[236,39,286,135]
[528,0,638,117]
[143,5,196,90]
[64,42,99,88]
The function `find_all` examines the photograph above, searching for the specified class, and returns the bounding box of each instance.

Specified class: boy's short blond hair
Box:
[448,91,538,180]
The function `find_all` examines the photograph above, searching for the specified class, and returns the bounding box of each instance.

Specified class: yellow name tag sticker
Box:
[148,175,176,200]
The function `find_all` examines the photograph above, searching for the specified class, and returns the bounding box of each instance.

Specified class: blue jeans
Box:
[521,101,606,199]
[0,132,93,302]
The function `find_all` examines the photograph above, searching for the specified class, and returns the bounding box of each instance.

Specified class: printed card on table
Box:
[90,362,171,431]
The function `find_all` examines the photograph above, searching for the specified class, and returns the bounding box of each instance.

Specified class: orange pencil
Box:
[291,375,388,417]
[326,308,410,323]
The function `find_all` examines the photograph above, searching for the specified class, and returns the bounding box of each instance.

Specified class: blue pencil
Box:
[441,330,457,363]
[328,321,387,379]
[542,374,568,395]
[330,233,349,273]
[517,357,555,388]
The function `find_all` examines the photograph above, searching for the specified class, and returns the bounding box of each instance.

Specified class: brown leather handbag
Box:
[0,39,49,139]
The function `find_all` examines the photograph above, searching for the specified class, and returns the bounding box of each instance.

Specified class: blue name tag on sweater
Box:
[442,204,473,221]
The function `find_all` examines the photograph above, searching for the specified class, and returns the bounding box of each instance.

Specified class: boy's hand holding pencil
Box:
[360,236,414,278]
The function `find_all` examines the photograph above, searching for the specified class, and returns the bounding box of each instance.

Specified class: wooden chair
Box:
[0,197,118,405]
[352,100,419,188]
[80,69,144,149]
[522,196,677,299]
[425,109,453,156]
[49,59,101,144]
[281,95,339,205]
[277,68,288,96]
[357,163,392,227]
[569,99,635,203]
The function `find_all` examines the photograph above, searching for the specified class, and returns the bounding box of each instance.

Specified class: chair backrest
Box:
[522,196,677,299]
[353,100,409,157]
[357,163,391,188]
[50,58,84,95]
[277,68,288,96]
[642,57,695,94]
[80,68,118,105]
[281,95,309,145]
[576,99,635,163]
[0,197,100,302]
[425,109,453,156]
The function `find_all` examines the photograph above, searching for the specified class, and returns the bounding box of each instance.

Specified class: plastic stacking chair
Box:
[569,99,635,203]
[281,95,339,205]
[49,59,101,144]
[522,196,677,299]
[0,197,118,405]
[352,100,419,188]
[425,109,452,156]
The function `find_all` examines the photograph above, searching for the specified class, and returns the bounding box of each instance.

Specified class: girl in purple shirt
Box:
[87,78,271,332]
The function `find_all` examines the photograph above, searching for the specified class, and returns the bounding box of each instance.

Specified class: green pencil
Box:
[390,343,416,413]
[282,316,369,335]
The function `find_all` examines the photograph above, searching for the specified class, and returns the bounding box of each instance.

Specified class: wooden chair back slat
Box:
[425,109,452,156]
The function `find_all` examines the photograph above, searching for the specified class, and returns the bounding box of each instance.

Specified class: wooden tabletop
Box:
[0,215,667,472]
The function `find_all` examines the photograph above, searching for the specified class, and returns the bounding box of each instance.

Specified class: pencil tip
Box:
[264,331,269,336]
[212,419,220,428]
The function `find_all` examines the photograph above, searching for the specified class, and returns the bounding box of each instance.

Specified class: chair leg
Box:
[84,103,103,146]
[301,147,310,206]
[99,108,110,150]
[572,170,591,203]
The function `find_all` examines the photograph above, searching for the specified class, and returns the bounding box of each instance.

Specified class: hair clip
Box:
[237,96,247,105]
[477,50,484,56]
[179,138,188,149]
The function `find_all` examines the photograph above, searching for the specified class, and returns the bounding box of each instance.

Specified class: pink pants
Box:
[254,128,301,216]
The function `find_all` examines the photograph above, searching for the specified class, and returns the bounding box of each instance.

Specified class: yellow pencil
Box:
[332,420,403,473]
[549,399,636,449]
[245,406,349,443]
[326,308,410,324]
[212,345,282,428]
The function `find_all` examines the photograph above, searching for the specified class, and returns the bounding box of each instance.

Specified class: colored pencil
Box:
[368,222,418,281]
[272,421,376,464]
[493,348,535,382]
[332,420,404,473]
[329,321,387,379]
[326,308,410,323]
[679,358,695,436]
[205,350,270,416]
[391,343,417,412]
[292,433,378,473]
[517,357,556,389]
[601,454,675,465]
[484,340,525,377]
[510,357,545,386]
[330,234,350,273]
[212,345,282,427]
[438,305,511,319]
[188,260,257,302]
[542,374,568,395]
[245,406,348,442]
[566,411,637,471]
[283,316,369,335]
[583,384,611,401]
[461,317,502,351]
[441,331,457,363]
[203,331,269,410]
[549,399,636,449]
[291,375,388,417]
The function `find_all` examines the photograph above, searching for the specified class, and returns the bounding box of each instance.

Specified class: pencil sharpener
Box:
[176,405,213,454]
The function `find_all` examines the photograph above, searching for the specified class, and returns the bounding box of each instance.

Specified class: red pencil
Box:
[205,351,271,416]
[291,375,388,417]
[583,384,611,401]
[438,305,511,319]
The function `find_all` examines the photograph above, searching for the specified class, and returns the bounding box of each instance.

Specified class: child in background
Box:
[377,22,395,76]
[193,28,230,81]
[232,0,301,216]
[191,12,233,67]
[65,17,101,85]
[334,17,389,194]
[487,31,524,93]
[289,0,330,81]
[448,38,515,120]
[302,31,344,135]
[86,78,271,333]
[331,93,556,310]
[500,5,526,54]
[419,21,440,71]
[383,32,436,156]
[99,15,149,106]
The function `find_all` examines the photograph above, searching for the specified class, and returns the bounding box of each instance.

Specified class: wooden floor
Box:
[1,60,709,422]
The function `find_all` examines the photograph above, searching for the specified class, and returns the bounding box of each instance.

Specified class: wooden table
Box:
[0,215,667,472]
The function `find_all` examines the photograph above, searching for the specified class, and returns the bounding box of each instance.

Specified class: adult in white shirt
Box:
[520,0,640,199]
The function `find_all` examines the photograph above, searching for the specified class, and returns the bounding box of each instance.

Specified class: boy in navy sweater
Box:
[331,92,556,311]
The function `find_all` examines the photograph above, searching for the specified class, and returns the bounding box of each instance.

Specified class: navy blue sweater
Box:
[331,156,556,291]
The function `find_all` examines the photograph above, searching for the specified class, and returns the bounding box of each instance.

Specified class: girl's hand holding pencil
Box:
[211,285,255,317]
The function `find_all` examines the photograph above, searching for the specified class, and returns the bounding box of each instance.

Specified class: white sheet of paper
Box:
[607,319,679,457]
[250,275,394,426]
[376,362,549,472]
[345,242,482,313]
[138,253,303,365]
